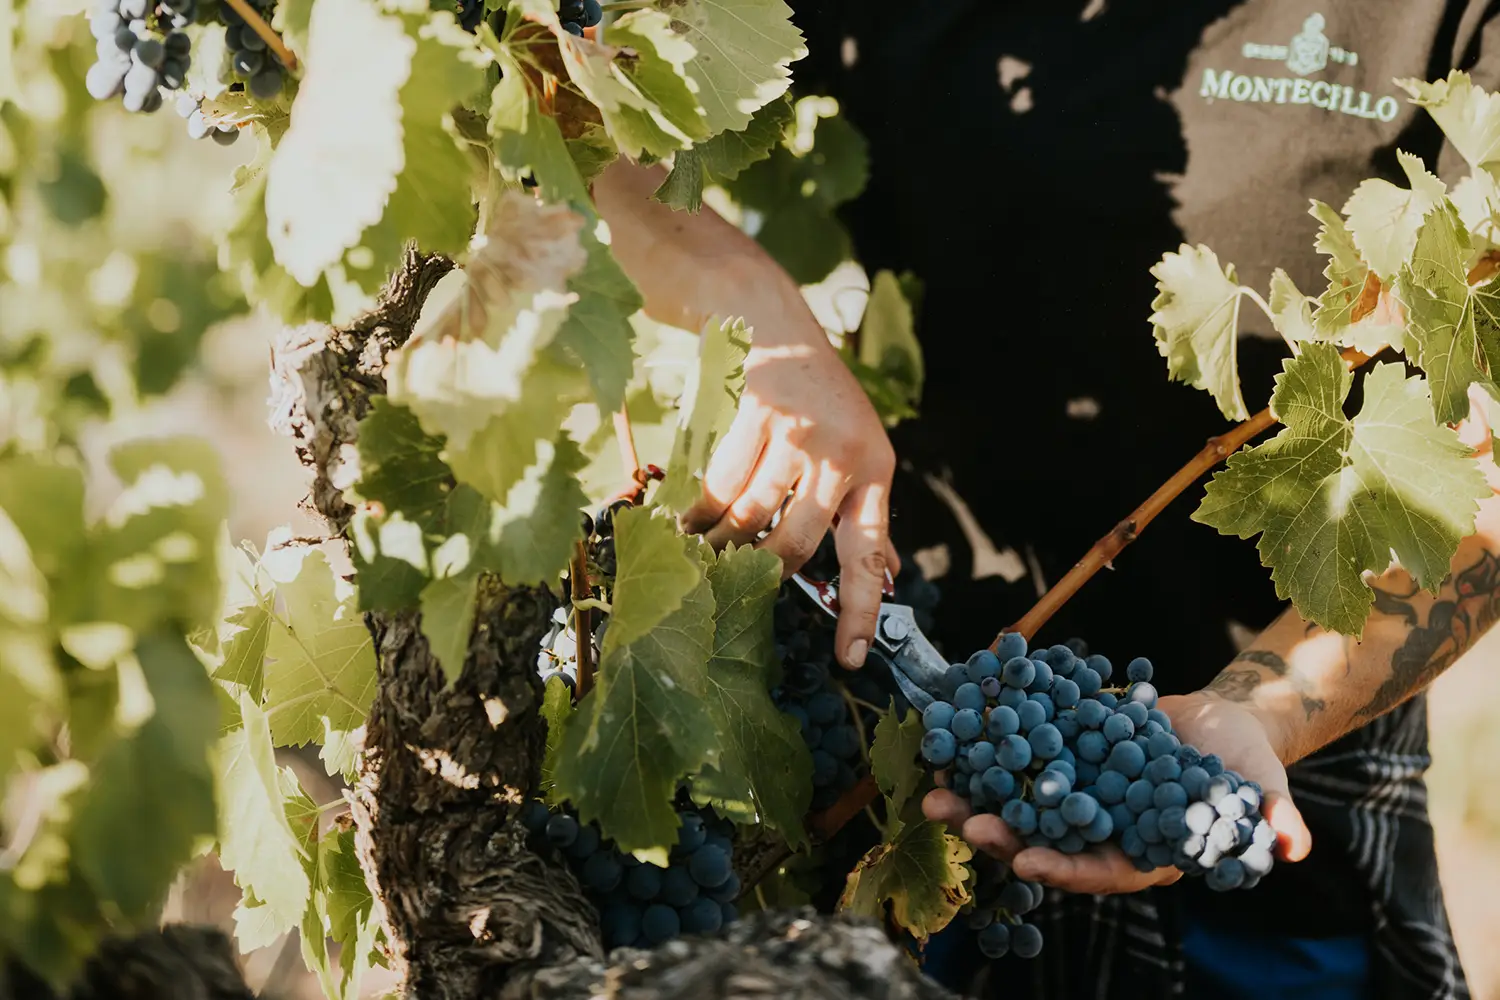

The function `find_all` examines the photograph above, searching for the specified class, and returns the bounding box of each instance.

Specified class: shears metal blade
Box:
[789,571,948,711]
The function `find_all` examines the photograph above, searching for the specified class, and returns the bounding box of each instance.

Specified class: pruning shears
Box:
[790,570,947,711]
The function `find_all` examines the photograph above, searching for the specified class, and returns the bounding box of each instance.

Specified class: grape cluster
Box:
[961,854,1045,960]
[771,584,899,811]
[558,0,603,37]
[521,801,740,948]
[86,0,196,114]
[537,603,601,693]
[921,634,1276,957]
[221,0,287,101]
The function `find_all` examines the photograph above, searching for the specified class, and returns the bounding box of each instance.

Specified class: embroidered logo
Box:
[1285,13,1329,75]
[1196,10,1401,122]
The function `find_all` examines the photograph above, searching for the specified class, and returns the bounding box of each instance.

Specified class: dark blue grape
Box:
[1033,769,1070,807]
[1126,681,1159,708]
[952,708,984,742]
[626,863,663,900]
[996,632,1028,661]
[1158,805,1188,841]
[1060,792,1098,827]
[954,682,986,712]
[821,724,861,758]
[1028,722,1063,760]
[1136,808,1163,844]
[1126,657,1154,683]
[1026,660,1054,693]
[1076,729,1108,763]
[546,814,580,848]
[1144,755,1181,786]
[642,903,680,944]
[1016,699,1046,733]
[1105,740,1146,778]
[1095,770,1129,805]
[688,845,731,888]
[661,865,698,907]
[977,921,1010,958]
[681,895,723,934]
[602,902,642,948]
[921,728,957,766]
[1038,808,1068,839]
[923,701,956,732]
[980,676,1003,699]
[1206,857,1246,891]
[1153,781,1188,811]
[981,766,1015,802]
[1081,806,1114,843]
[583,852,622,892]
[966,649,1002,682]
[568,824,601,859]
[707,872,740,903]
[1119,701,1149,728]
[1011,922,1044,959]
[1103,713,1134,744]
[1052,677,1080,708]
[968,740,997,772]
[997,734,1032,771]
[1002,656,1035,689]
[807,690,844,726]
[1001,798,1038,835]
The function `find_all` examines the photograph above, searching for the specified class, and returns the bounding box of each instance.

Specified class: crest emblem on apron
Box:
[1286,13,1330,76]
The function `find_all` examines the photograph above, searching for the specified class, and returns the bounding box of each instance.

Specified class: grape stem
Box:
[570,539,596,698]
[221,0,299,73]
[613,405,646,502]
[999,346,1372,645]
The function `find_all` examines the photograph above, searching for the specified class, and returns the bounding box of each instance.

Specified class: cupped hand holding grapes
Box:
[923,689,1312,895]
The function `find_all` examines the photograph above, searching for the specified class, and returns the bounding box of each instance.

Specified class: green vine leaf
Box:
[1194,343,1490,635]
[539,673,574,800]
[1398,71,1500,174]
[347,9,489,291]
[554,225,642,414]
[1342,150,1445,283]
[1148,244,1248,421]
[838,809,972,944]
[263,549,378,754]
[604,10,711,144]
[553,509,715,859]
[690,544,810,847]
[655,317,750,514]
[655,0,806,136]
[265,0,415,286]
[419,573,478,685]
[71,634,219,921]
[387,193,593,504]
[870,707,925,817]
[214,695,312,936]
[557,24,696,160]
[479,434,590,586]
[1268,268,1317,344]
[657,95,797,212]
[1397,201,1500,422]
[489,68,591,207]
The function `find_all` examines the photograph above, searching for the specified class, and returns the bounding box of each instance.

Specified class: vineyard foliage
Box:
[2,0,1499,989]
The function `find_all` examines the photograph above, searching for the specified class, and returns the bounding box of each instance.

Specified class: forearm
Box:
[591,160,828,353]
[1206,478,1500,764]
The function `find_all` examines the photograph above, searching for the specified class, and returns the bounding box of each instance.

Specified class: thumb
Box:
[1262,789,1312,863]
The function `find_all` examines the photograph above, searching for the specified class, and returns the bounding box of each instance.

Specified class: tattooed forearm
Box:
[1352,549,1500,722]
[1208,649,1327,720]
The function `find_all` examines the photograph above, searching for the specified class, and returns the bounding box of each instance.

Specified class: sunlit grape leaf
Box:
[554,225,641,413]
[347,10,488,291]
[318,827,373,947]
[870,708,925,817]
[232,896,287,954]
[215,696,312,933]
[1342,151,1445,282]
[1311,199,1371,336]
[425,193,589,351]
[839,811,972,944]
[266,0,414,286]
[1398,72,1500,173]
[92,437,229,634]
[1450,169,1500,245]
[483,435,589,586]
[0,456,85,601]
[690,544,810,846]
[356,398,453,529]
[655,317,750,512]
[223,142,336,322]
[655,95,792,211]
[1194,344,1489,635]
[488,69,591,206]
[419,573,477,685]
[387,194,592,502]
[71,634,219,921]
[539,674,573,799]
[1148,244,1248,421]
[263,549,377,750]
[553,511,714,857]
[1268,268,1317,343]
[557,29,695,159]
[214,603,272,703]
[605,10,710,141]
[856,269,923,421]
[656,0,806,135]
[1397,201,1500,422]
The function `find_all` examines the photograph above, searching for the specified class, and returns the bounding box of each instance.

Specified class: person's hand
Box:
[679,327,896,669]
[922,690,1313,894]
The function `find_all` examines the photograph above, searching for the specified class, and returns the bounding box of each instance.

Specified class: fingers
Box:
[680,409,767,534]
[923,788,972,827]
[923,790,1022,863]
[1263,790,1312,863]
[833,479,892,669]
[702,442,801,550]
[884,539,902,579]
[1011,844,1182,895]
[759,471,836,577]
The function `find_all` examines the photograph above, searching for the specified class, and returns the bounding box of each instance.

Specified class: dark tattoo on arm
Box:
[1208,648,1327,720]
[1353,549,1500,722]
